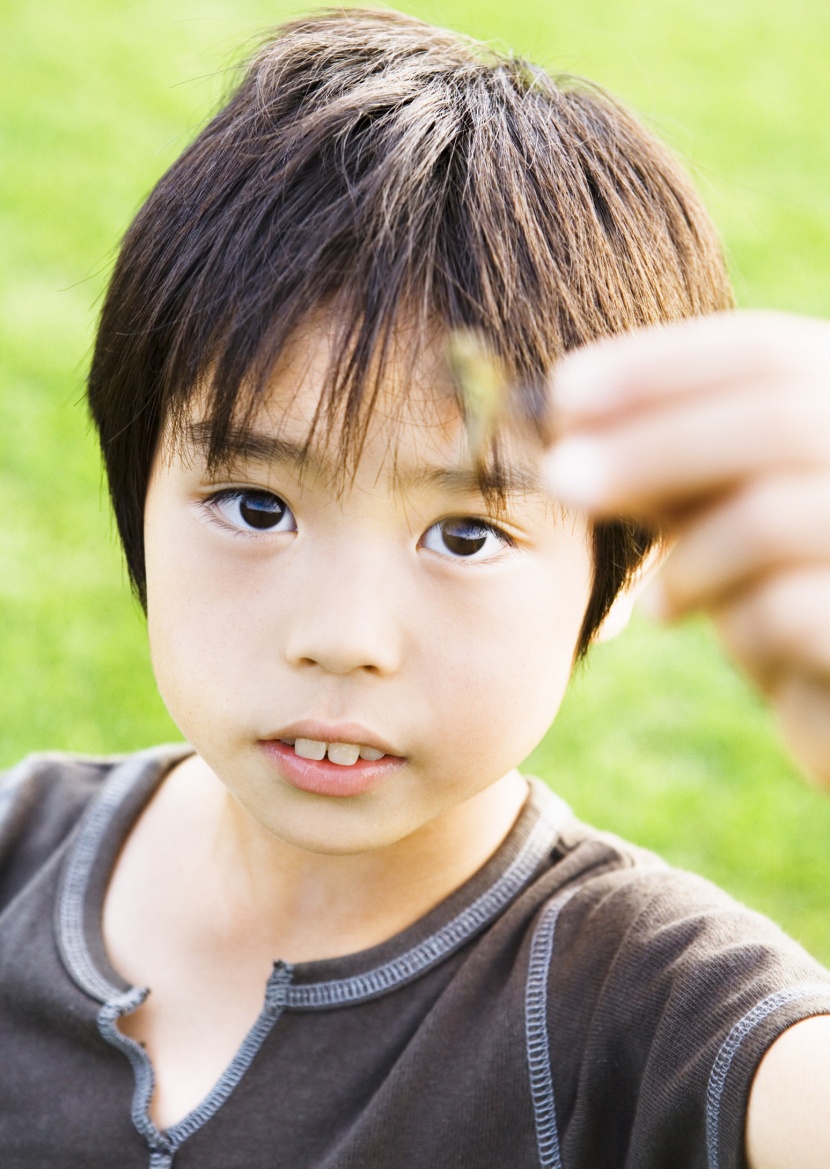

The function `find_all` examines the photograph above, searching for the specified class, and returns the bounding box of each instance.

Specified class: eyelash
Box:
[200,488,297,537]
[420,517,517,562]
[200,487,517,560]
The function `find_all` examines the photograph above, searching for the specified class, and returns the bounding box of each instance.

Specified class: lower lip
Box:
[259,740,405,798]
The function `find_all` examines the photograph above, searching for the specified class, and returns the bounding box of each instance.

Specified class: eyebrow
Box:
[186,420,325,477]
[184,420,547,499]
[401,463,545,498]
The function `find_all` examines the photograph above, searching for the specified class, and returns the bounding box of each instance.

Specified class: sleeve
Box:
[541,858,830,1169]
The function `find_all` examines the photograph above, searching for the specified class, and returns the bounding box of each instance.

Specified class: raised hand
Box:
[544,311,830,786]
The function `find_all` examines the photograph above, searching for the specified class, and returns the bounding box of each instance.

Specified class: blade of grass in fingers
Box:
[446,330,556,465]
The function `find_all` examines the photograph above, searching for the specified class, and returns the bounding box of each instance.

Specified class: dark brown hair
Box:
[87,7,733,655]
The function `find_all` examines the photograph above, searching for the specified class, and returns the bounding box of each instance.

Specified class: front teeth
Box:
[327,742,361,766]
[292,738,386,766]
[294,738,326,761]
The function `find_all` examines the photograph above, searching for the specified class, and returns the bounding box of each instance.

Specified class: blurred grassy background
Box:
[1,0,829,963]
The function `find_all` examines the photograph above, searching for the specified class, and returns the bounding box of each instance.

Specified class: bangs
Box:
[170,306,541,526]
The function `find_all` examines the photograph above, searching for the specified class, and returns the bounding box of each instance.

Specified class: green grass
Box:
[2,0,829,965]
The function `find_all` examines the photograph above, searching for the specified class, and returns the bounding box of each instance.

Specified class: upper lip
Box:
[262,722,402,757]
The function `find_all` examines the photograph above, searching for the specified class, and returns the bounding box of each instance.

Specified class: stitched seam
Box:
[705,981,830,1169]
[56,757,151,1001]
[98,963,293,1160]
[166,963,293,1143]
[525,890,578,1169]
[287,798,567,1009]
[98,990,164,1151]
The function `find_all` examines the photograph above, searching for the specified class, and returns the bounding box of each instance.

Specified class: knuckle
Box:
[723,473,830,570]
[752,574,830,669]
[731,486,782,553]
[715,570,830,684]
[763,394,830,461]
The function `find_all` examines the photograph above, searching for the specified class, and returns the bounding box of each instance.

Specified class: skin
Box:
[103,324,595,1127]
[544,309,830,1169]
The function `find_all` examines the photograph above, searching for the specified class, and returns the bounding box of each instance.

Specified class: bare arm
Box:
[746,1016,830,1169]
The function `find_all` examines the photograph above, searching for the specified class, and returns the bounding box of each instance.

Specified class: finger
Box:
[552,310,830,426]
[772,671,830,789]
[542,388,830,516]
[711,568,830,692]
[654,474,830,617]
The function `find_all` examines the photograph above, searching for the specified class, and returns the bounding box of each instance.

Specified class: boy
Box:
[1,8,829,1167]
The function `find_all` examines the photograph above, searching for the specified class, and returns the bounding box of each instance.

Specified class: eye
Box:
[207,489,296,534]
[421,517,515,561]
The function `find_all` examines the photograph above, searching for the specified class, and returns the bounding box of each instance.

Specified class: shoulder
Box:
[0,746,187,907]
[533,799,820,971]
[0,751,122,847]
[543,810,830,1063]
[526,799,830,1169]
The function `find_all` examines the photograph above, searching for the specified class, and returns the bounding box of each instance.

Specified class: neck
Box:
[169,754,529,964]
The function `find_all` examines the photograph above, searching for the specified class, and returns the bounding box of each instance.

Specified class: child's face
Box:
[144,322,594,855]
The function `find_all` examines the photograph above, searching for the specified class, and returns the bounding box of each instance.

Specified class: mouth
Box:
[259,732,405,798]
[277,737,389,766]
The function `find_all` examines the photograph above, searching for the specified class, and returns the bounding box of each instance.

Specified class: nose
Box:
[282,539,405,677]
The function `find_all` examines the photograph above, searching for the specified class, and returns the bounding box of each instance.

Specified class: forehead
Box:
[259,319,463,455]
[170,318,549,500]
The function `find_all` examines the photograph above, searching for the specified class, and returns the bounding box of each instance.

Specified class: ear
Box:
[592,542,668,644]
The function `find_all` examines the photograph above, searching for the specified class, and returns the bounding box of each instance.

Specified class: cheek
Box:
[150,577,280,683]
[144,504,285,730]
[422,554,592,761]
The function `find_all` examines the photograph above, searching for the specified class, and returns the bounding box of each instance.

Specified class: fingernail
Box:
[542,438,609,508]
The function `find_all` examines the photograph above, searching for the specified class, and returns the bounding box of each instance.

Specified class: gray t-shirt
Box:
[0,745,828,1169]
